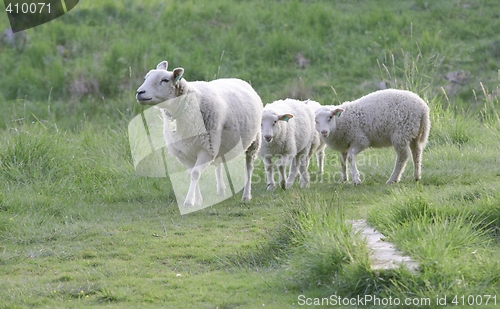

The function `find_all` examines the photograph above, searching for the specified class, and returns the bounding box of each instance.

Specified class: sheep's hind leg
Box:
[410,139,423,181]
[243,137,260,200]
[214,163,226,197]
[387,142,410,184]
[184,150,213,207]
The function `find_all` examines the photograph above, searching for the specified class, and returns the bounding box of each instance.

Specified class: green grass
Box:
[1,0,500,308]
[1,0,500,124]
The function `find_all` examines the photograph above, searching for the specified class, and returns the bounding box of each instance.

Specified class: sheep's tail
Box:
[417,108,431,146]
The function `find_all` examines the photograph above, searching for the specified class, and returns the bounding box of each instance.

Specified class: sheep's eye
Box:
[160,79,169,84]
[273,120,277,125]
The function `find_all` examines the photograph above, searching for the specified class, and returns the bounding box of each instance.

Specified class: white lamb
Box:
[258,99,315,190]
[136,61,262,207]
[315,89,430,185]
[304,100,327,179]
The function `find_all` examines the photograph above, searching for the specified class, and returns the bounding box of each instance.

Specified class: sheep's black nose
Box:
[137,90,145,95]
[264,135,273,142]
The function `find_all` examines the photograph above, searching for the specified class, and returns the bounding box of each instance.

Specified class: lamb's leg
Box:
[347,146,363,185]
[298,153,311,189]
[195,182,202,205]
[285,156,298,189]
[243,136,260,201]
[262,155,275,192]
[387,142,410,184]
[292,156,301,182]
[410,139,423,181]
[214,163,226,197]
[339,151,348,182]
[317,149,325,182]
[277,155,288,189]
[184,150,213,207]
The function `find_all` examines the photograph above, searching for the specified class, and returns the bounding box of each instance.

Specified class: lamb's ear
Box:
[331,108,345,117]
[173,68,184,83]
[157,61,168,70]
[278,113,294,122]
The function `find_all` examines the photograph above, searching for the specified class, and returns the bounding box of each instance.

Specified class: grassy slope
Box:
[1,0,500,308]
[1,0,500,124]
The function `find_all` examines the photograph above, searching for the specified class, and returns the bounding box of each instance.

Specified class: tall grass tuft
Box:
[278,193,412,297]
[368,188,500,301]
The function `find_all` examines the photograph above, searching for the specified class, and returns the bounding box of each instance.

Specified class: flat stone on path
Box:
[349,219,418,272]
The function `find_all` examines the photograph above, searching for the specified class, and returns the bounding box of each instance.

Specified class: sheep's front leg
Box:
[214,163,226,197]
[298,153,311,189]
[316,149,325,182]
[285,156,298,189]
[347,147,363,185]
[184,150,213,207]
[277,155,288,189]
[194,181,202,204]
[262,155,276,191]
[339,151,348,182]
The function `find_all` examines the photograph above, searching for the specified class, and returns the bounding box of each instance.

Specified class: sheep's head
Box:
[136,61,184,105]
[261,111,294,143]
[315,107,344,138]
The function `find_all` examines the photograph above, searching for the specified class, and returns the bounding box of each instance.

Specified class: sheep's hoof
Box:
[266,184,276,191]
[184,201,194,207]
[241,195,252,202]
[281,182,287,190]
[353,181,361,186]
[386,179,399,185]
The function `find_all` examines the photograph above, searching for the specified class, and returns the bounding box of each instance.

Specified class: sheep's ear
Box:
[173,68,184,83]
[157,61,168,70]
[332,108,344,117]
[278,113,294,122]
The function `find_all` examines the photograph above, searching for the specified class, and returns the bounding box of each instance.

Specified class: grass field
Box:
[1,0,500,308]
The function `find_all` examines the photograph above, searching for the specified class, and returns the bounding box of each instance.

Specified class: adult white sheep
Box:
[136,61,262,207]
[304,99,327,179]
[259,99,315,190]
[315,89,430,185]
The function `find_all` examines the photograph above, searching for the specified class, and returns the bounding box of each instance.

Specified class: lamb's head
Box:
[261,110,294,143]
[315,107,344,138]
[136,61,184,105]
